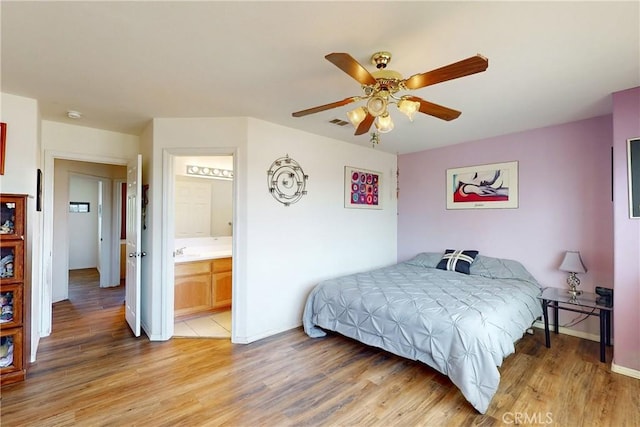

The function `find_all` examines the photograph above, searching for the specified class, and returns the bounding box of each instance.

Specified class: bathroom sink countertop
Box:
[174,236,232,263]
[174,249,232,263]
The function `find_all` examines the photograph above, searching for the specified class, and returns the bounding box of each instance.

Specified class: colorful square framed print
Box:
[345,166,382,209]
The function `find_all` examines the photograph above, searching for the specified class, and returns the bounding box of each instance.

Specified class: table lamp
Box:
[559,250,587,296]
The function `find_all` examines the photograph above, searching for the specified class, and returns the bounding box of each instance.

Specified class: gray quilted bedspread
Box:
[302,253,543,414]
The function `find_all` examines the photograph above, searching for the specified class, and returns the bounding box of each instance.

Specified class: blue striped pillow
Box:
[436,249,479,275]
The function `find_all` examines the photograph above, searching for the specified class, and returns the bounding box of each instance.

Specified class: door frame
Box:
[161,147,238,341]
[41,150,129,337]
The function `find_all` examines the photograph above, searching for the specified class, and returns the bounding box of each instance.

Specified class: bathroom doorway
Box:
[171,154,234,339]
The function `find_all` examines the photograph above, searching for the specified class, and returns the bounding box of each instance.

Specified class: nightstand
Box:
[538,287,613,363]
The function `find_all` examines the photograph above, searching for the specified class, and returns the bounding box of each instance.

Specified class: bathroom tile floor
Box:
[174,311,231,338]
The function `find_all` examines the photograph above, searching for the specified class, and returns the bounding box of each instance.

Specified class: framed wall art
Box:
[0,122,6,175]
[446,161,518,210]
[36,169,43,212]
[344,166,382,209]
[628,137,640,218]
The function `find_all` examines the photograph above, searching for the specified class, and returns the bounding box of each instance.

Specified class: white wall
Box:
[242,119,397,341]
[145,117,247,339]
[0,92,42,362]
[42,121,141,159]
[148,117,397,342]
[7,103,396,352]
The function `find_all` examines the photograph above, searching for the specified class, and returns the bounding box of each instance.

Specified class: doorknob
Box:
[141,252,147,257]
[129,252,136,257]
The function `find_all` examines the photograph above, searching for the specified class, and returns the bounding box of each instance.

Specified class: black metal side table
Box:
[538,287,613,363]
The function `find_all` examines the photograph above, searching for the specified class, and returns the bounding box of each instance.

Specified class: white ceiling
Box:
[2,1,638,154]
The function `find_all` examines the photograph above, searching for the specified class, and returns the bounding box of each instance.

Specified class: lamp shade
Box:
[559,251,587,274]
[375,113,394,133]
[367,95,388,117]
[346,107,367,128]
[397,98,420,121]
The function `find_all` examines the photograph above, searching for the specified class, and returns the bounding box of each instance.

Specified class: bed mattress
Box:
[302,253,543,413]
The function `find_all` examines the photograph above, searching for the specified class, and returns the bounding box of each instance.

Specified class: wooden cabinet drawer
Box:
[175,260,211,277]
[212,257,232,273]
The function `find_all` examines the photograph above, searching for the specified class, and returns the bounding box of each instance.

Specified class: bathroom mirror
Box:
[174,156,233,237]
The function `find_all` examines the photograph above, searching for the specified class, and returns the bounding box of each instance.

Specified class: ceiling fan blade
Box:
[403,55,488,90]
[405,96,462,121]
[354,113,374,135]
[325,53,378,86]
[292,96,358,117]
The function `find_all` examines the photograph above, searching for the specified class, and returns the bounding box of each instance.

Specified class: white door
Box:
[125,154,142,337]
[175,178,212,238]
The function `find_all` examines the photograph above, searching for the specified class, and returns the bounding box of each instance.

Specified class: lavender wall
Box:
[398,116,614,291]
[612,86,640,372]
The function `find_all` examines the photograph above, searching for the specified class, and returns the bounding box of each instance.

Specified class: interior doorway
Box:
[172,155,234,339]
[162,147,238,342]
[43,156,129,336]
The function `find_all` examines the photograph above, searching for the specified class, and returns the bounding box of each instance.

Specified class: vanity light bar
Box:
[186,165,234,180]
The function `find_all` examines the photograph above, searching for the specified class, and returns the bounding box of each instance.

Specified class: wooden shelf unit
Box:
[1,194,29,386]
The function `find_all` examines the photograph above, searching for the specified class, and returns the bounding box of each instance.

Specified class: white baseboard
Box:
[142,321,164,341]
[233,323,300,344]
[532,321,602,343]
[611,363,640,379]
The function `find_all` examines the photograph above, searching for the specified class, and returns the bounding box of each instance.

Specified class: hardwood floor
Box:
[1,269,638,426]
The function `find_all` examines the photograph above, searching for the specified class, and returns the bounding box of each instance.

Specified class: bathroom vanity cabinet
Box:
[174,257,232,318]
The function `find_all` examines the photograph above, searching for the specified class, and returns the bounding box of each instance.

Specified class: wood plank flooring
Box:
[1,268,638,426]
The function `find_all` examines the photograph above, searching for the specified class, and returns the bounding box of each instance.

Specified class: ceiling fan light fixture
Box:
[291,51,489,142]
[375,113,394,133]
[367,95,387,117]
[347,106,368,128]
[372,69,403,81]
[398,98,420,121]
[371,51,392,69]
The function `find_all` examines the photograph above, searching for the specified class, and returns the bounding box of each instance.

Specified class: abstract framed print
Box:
[344,166,382,209]
[446,161,518,209]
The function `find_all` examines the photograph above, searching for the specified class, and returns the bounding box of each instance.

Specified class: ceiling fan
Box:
[292,51,488,136]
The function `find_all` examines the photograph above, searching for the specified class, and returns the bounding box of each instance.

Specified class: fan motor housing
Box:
[371,51,392,69]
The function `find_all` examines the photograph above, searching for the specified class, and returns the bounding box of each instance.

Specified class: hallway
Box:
[49,268,130,342]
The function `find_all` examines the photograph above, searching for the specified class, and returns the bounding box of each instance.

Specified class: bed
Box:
[302,252,543,414]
